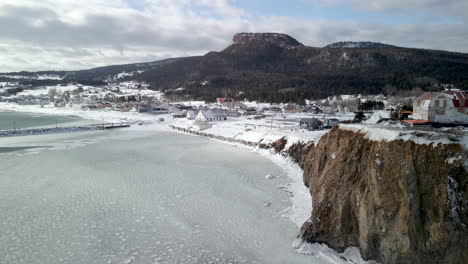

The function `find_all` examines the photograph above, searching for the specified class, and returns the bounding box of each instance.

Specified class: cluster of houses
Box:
[0,82,165,111]
[299,117,341,130]
[172,103,344,131]
[4,80,466,129]
[174,108,231,121]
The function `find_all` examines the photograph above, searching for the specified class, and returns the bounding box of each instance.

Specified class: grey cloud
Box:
[0,4,226,53]
[307,0,468,22]
[256,16,468,52]
[0,1,466,72]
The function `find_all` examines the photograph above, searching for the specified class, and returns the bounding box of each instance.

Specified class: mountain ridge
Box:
[2,33,468,102]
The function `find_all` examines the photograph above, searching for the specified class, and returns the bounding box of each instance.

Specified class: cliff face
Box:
[294,127,467,263]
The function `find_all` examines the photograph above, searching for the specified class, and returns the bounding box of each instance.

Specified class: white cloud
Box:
[254,16,468,52]
[0,0,250,71]
[306,0,468,21]
[0,0,466,72]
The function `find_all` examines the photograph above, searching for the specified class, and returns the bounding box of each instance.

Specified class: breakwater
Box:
[0,123,131,137]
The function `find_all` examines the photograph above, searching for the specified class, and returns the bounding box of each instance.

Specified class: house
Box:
[195,109,227,121]
[243,107,257,115]
[299,118,323,130]
[322,118,340,128]
[225,109,241,117]
[222,101,246,110]
[216,98,233,104]
[186,110,200,120]
[412,91,468,124]
[137,104,151,113]
[148,107,169,114]
[284,103,302,113]
[173,110,187,118]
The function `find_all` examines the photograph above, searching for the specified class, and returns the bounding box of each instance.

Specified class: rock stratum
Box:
[289,127,467,263]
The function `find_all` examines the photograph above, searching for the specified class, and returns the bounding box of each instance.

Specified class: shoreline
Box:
[1,103,370,263]
[169,124,313,227]
[167,124,372,263]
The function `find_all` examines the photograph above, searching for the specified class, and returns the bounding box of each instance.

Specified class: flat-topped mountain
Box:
[233,33,303,48]
[325,41,398,49]
[3,33,468,103]
[127,33,468,102]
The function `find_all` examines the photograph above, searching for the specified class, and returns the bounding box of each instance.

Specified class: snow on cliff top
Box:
[170,115,329,149]
[339,124,468,150]
[364,110,391,124]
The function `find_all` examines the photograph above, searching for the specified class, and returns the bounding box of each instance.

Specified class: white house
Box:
[195,109,227,122]
[412,91,468,124]
[186,110,200,120]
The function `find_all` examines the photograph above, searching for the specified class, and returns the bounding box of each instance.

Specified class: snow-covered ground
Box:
[340,123,468,151]
[0,102,159,123]
[0,73,63,80]
[364,110,390,124]
[169,113,353,148]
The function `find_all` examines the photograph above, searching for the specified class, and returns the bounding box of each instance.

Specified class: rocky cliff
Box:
[232,32,303,48]
[291,127,467,263]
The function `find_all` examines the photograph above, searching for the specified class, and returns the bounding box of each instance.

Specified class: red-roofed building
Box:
[413,91,468,124]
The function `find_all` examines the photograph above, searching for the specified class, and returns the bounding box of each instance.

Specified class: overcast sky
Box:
[0,0,467,72]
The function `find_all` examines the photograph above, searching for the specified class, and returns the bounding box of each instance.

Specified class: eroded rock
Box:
[297,127,467,263]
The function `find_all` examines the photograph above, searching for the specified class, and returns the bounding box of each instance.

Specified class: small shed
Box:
[323,118,340,128]
[226,109,241,117]
[299,118,323,130]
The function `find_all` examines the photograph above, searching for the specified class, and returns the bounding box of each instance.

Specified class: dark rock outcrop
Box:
[325,41,398,49]
[297,127,467,263]
[232,33,303,48]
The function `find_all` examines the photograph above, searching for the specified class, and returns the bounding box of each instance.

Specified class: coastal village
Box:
[1,77,467,150]
[1,78,467,135]
[2,0,468,262]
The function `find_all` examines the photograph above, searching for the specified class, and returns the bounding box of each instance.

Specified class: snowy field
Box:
[0,127,369,264]
[0,102,158,123]
[168,112,354,148]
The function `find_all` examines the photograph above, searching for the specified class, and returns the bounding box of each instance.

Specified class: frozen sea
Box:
[0,122,325,264]
[0,111,82,130]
